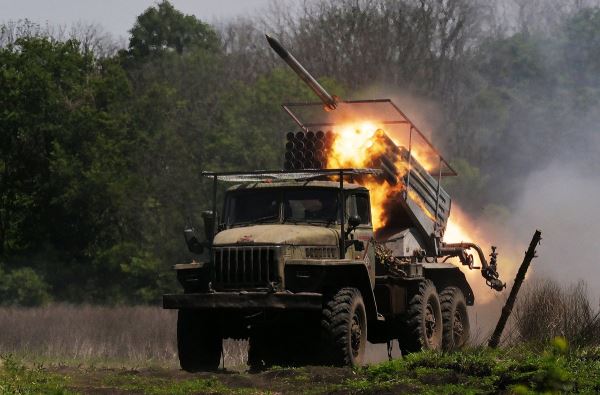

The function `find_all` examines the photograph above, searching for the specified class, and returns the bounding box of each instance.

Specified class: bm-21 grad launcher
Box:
[267,34,505,292]
[163,35,505,372]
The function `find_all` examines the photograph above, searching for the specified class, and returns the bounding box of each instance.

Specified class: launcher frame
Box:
[282,99,455,244]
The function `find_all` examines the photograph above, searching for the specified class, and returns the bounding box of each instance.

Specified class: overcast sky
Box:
[0,0,275,40]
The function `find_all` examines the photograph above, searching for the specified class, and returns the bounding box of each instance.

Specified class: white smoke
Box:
[510,162,600,305]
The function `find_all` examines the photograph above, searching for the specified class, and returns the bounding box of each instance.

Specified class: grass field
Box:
[2,343,600,394]
[1,279,599,394]
[0,304,248,368]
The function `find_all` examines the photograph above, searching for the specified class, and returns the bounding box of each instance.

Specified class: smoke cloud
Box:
[371,87,600,337]
[511,162,600,305]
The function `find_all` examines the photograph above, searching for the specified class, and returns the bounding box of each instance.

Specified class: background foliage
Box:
[1,0,599,304]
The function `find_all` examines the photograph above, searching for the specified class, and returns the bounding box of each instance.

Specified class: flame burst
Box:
[326,122,434,229]
[327,123,399,229]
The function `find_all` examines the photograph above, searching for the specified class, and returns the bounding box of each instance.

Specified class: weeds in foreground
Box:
[513,279,600,348]
[0,354,73,394]
[352,338,599,394]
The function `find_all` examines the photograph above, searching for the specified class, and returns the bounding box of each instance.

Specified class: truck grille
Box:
[213,246,280,289]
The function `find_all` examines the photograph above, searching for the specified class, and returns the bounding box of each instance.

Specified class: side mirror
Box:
[202,210,215,242]
[184,227,204,254]
[344,215,362,242]
[348,215,361,230]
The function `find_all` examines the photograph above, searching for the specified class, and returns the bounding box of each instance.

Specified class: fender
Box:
[285,260,378,320]
[422,262,475,305]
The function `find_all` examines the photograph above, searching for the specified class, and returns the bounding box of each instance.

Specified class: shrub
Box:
[0,267,51,306]
[513,279,599,347]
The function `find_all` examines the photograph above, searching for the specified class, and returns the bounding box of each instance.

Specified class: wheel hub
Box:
[453,310,464,343]
[351,313,362,357]
[424,302,437,344]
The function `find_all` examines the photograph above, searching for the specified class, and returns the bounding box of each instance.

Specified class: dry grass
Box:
[0,304,247,367]
[512,279,600,347]
[3,278,598,369]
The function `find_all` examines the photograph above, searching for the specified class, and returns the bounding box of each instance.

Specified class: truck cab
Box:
[164,171,383,369]
[213,181,375,291]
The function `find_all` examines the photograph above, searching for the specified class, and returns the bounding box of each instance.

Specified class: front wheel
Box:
[177,309,222,372]
[321,287,367,367]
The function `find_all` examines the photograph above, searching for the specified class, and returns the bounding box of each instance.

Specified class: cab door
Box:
[346,192,376,287]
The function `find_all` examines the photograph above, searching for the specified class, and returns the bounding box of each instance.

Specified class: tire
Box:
[400,280,443,353]
[440,287,470,351]
[321,287,367,367]
[177,309,222,372]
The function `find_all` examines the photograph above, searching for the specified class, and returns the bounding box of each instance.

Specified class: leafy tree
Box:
[127,1,220,59]
[0,266,50,306]
[563,7,600,109]
[217,68,346,170]
[0,37,145,302]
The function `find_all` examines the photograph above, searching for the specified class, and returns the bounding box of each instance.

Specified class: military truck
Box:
[162,36,505,371]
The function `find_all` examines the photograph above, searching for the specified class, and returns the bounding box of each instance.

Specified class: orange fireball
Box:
[326,123,434,229]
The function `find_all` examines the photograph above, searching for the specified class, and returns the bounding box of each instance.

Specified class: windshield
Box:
[283,189,338,223]
[226,190,279,226]
[225,188,339,227]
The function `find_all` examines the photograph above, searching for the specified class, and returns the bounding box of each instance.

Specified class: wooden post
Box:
[488,230,542,348]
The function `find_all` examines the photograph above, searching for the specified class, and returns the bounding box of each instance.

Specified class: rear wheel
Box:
[177,310,222,372]
[321,287,367,366]
[400,280,443,353]
[440,287,470,350]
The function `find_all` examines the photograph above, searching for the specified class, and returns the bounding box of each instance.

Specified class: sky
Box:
[0,0,275,40]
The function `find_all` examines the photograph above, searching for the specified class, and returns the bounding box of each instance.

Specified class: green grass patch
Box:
[351,340,600,394]
[101,372,236,395]
[0,355,75,395]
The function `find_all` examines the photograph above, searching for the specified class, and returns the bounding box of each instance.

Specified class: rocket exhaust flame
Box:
[285,124,442,229]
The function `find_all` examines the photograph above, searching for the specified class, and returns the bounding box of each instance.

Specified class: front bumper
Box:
[163,291,323,311]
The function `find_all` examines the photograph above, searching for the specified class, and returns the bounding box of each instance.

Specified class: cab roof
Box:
[203,169,379,192]
[227,180,368,192]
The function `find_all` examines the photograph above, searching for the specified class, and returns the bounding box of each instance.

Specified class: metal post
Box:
[434,156,443,229]
[488,230,542,348]
[405,126,413,200]
[211,175,218,285]
[212,175,218,242]
[339,170,345,259]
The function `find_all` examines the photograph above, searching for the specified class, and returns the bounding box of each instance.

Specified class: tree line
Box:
[1,0,599,305]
